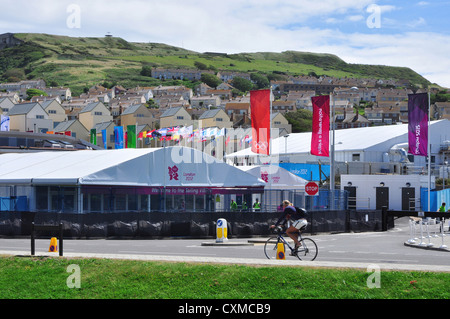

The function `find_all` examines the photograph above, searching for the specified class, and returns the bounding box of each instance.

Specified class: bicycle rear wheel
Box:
[294,238,318,261]
[264,237,283,259]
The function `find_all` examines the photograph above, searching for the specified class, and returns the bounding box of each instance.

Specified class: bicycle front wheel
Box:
[264,237,283,259]
[294,238,318,261]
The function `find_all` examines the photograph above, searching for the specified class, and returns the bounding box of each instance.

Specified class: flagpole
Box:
[427,89,431,212]
[269,88,273,157]
[330,93,335,210]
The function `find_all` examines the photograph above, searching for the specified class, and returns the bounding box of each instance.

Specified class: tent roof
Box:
[0,147,265,188]
[238,165,307,189]
[226,120,450,158]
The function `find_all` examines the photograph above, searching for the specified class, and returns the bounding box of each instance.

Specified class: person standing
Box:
[230,199,237,211]
[253,198,261,211]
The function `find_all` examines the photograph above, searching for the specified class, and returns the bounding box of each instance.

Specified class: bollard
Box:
[425,221,434,247]
[276,242,285,260]
[418,220,426,247]
[440,218,448,249]
[216,218,228,243]
[48,237,58,252]
[408,220,417,244]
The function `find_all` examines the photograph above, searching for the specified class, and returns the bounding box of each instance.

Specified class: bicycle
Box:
[264,226,318,261]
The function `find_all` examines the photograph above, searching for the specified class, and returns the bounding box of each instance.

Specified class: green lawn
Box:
[1,256,449,299]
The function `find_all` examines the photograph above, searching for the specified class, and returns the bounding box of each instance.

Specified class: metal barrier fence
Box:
[0,209,388,239]
[407,217,448,249]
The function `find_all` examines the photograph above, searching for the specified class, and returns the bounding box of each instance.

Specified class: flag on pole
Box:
[1,115,10,131]
[90,128,97,145]
[311,95,330,157]
[408,93,428,157]
[114,126,124,149]
[250,89,271,155]
[127,125,137,148]
[101,129,107,149]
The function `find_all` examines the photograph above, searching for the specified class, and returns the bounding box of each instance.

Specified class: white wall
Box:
[340,174,435,210]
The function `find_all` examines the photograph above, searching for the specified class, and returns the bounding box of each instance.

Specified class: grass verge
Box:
[1,256,449,299]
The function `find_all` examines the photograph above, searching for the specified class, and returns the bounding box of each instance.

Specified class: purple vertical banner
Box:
[408,93,428,157]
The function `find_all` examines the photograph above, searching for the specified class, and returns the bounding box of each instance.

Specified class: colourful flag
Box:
[101,129,107,149]
[408,93,428,157]
[114,126,124,149]
[1,115,10,131]
[90,128,97,145]
[250,89,271,155]
[127,125,137,148]
[311,95,330,157]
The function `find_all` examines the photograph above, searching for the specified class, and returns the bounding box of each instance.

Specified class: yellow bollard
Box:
[48,237,58,252]
[276,242,285,260]
[216,218,228,243]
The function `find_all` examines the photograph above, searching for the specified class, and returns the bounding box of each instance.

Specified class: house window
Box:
[48,110,56,114]
[216,118,223,122]
[94,112,102,116]
[36,115,44,119]
[352,153,360,161]
[177,116,184,120]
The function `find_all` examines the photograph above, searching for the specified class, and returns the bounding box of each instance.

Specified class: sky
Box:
[1,0,449,87]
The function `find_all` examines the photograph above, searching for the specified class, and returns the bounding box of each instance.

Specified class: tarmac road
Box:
[0,217,449,272]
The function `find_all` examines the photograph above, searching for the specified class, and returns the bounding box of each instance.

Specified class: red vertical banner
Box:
[250,89,271,155]
[311,95,330,157]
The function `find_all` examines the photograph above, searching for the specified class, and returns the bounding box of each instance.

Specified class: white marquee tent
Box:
[225,120,450,167]
[238,165,307,189]
[0,147,265,188]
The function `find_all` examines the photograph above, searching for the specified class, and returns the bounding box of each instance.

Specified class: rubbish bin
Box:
[216,218,228,243]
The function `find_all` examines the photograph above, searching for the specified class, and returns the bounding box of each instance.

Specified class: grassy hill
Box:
[0,33,431,96]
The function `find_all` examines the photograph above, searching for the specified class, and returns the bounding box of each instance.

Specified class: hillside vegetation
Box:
[0,33,431,96]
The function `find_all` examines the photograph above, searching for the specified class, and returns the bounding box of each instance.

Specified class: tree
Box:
[200,73,221,88]
[284,109,313,133]
[194,61,208,70]
[26,89,47,100]
[140,65,153,77]
[250,73,269,89]
[231,76,253,93]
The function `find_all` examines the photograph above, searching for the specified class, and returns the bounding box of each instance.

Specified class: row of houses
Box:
[0,94,292,154]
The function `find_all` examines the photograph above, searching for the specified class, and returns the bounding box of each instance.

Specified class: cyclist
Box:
[270,200,307,253]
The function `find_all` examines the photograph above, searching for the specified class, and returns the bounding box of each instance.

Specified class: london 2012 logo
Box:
[168,165,179,180]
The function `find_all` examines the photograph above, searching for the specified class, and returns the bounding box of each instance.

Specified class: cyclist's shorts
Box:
[292,219,308,230]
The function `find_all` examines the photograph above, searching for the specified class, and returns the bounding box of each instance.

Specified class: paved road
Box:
[0,217,449,272]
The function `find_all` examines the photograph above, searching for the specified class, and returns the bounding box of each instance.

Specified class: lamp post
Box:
[330,86,358,210]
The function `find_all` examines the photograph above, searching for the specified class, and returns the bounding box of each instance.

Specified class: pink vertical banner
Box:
[408,93,428,157]
[250,89,271,155]
[311,95,330,157]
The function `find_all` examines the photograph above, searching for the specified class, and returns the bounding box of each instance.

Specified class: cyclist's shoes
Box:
[290,244,301,255]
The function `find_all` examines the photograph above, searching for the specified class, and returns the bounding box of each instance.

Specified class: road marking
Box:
[118,250,218,256]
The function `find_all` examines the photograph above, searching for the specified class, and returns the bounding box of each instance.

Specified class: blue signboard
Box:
[278,163,330,181]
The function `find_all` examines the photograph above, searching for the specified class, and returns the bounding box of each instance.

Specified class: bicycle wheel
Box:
[294,238,318,261]
[264,237,283,259]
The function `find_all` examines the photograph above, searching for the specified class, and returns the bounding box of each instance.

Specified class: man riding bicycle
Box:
[270,200,308,253]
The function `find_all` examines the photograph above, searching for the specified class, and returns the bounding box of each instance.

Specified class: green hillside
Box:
[0,33,431,96]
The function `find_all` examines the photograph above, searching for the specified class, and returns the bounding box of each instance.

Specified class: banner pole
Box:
[427,89,431,212]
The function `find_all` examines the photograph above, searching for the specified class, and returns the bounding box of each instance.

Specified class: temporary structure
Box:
[0,147,265,213]
[0,146,265,188]
[238,165,307,189]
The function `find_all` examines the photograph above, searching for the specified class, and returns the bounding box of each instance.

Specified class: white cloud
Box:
[0,0,449,87]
